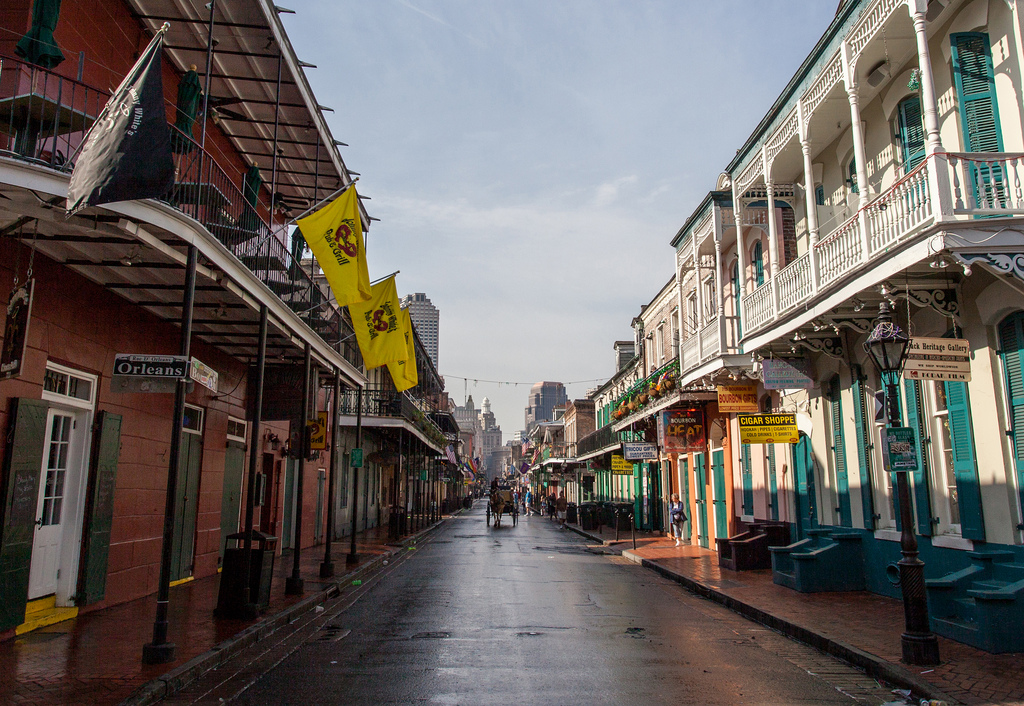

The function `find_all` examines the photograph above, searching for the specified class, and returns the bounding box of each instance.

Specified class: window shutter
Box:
[902,380,933,536]
[951,33,1003,153]
[77,411,123,605]
[829,377,851,526]
[0,399,48,632]
[998,314,1024,522]
[767,444,779,521]
[732,261,742,339]
[851,368,875,529]
[753,242,764,287]
[944,380,985,540]
[741,444,753,514]
[897,96,926,170]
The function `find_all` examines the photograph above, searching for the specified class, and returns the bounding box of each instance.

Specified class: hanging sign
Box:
[611,454,633,475]
[903,337,971,382]
[762,358,814,389]
[738,413,799,444]
[622,442,657,461]
[881,427,918,472]
[308,411,328,450]
[0,280,34,381]
[189,357,219,392]
[350,448,363,468]
[658,408,706,454]
[717,385,758,413]
[110,354,189,393]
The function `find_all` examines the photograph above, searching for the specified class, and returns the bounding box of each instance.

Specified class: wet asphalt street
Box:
[223,507,896,705]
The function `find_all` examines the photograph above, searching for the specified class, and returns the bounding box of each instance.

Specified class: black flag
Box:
[66,27,174,215]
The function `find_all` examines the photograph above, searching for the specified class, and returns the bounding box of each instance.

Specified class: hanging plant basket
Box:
[638,392,648,404]
[663,377,675,391]
[627,399,637,412]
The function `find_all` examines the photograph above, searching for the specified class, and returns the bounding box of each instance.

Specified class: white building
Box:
[402,293,439,368]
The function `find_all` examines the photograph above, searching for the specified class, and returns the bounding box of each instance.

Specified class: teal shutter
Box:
[0,399,48,631]
[77,411,122,605]
[851,369,876,529]
[902,380,934,536]
[897,96,926,170]
[951,33,1006,209]
[753,242,765,287]
[740,444,753,515]
[944,380,985,540]
[829,377,851,526]
[999,313,1024,522]
[732,261,742,338]
[767,444,778,521]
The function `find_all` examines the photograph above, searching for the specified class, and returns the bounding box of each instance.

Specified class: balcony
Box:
[679,316,741,374]
[739,153,1020,341]
[577,425,619,458]
[0,54,342,351]
[339,386,446,449]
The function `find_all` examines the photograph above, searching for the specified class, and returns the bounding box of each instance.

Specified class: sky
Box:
[282,1,838,438]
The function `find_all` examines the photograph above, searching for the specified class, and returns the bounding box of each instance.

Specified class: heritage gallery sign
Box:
[903,337,971,382]
[717,385,758,413]
[738,413,799,445]
[658,408,706,454]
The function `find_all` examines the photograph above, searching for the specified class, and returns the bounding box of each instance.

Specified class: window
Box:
[752,241,765,288]
[656,325,665,365]
[930,383,961,529]
[815,184,825,206]
[847,159,859,194]
[951,33,1006,208]
[42,362,95,409]
[687,293,698,334]
[895,95,926,171]
[703,276,717,320]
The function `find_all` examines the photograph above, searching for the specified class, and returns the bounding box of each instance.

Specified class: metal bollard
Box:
[630,512,636,550]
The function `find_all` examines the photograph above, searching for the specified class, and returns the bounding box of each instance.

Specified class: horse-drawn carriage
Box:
[486,485,518,527]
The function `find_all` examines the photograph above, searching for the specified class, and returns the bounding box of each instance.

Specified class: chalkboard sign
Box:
[0,398,47,632]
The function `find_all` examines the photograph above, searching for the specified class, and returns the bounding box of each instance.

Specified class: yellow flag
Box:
[350,276,406,369]
[387,308,418,392]
[296,186,370,306]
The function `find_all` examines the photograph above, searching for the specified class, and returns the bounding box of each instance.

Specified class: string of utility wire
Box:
[441,375,607,387]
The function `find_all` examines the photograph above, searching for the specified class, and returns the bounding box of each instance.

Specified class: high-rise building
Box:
[524,381,567,432]
[401,293,439,368]
[478,397,502,476]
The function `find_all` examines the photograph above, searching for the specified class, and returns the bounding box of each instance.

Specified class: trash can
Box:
[614,502,634,531]
[600,501,615,527]
[579,502,598,530]
[566,503,578,524]
[216,530,277,617]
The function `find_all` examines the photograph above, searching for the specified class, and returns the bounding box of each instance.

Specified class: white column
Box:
[841,39,873,260]
[798,100,820,294]
[762,146,781,279]
[692,223,704,359]
[909,0,953,218]
[714,235,726,350]
[675,254,685,370]
[731,180,748,326]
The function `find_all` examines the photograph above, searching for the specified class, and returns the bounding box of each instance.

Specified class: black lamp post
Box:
[863,301,940,666]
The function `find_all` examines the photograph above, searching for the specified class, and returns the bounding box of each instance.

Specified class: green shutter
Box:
[897,96,926,170]
[0,398,48,631]
[851,368,876,529]
[732,261,742,339]
[753,242,764,287]
[999,313,1024,520]
[902,380,933,536]
[77,411,122,605]
[944,380,985,540]
[829,377,851,526]
[767,444,778,521]
[951,33,1006,209]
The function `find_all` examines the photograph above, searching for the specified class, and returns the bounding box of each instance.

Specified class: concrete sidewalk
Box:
[564,523,1023,706]
[0,515,449,705]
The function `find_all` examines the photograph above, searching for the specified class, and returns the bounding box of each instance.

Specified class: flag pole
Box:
[370,270,399,286]
[286,178,358,225]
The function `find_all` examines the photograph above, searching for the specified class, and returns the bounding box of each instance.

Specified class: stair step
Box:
[934,614,979,632]
[973,580,1011,591]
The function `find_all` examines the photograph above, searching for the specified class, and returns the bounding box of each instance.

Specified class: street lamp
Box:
[863,301,940,666]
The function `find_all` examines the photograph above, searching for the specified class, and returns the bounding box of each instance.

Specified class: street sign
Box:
[762,358,814,389]
[350,448,363,468]
[189,357,218,392]
[882,427,918,473]
[308,411,327,450]
[111,354,189,394]
[904,337,971,382]
[611,454,633,475]
[622,442,657,460]
[738,413,799,444]
[717,385,758,413]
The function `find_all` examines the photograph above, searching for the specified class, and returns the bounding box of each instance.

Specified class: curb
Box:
[121,520,447,706]
[620,549,961,706]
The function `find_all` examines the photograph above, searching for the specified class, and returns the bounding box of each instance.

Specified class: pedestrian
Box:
[556,493,568,529]
[669,493,687,546]
[525,488,533,516]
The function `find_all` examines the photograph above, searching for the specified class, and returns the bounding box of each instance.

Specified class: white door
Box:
[28,410,76,599]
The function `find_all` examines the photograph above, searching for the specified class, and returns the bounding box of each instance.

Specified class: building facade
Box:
[524,381,567,432]
[401,293,439,369]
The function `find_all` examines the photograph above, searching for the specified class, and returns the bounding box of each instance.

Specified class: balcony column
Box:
[714,235,726,349]
[798,100,820,294]
[691,221,704,359]
[841,39,873,260]
[909,0,953,218]
[730,180,748,328]
[674,254,685,370]
[763,145,781,318]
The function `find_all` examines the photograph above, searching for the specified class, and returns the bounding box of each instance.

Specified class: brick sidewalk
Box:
[0,518,439,705]
[610,534,1024,706]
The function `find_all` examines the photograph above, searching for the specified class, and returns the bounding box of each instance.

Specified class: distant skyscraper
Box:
[401,293,439,368]
[524,381,567,432]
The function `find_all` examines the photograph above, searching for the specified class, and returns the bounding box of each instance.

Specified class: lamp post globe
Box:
[863,301,941,666]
